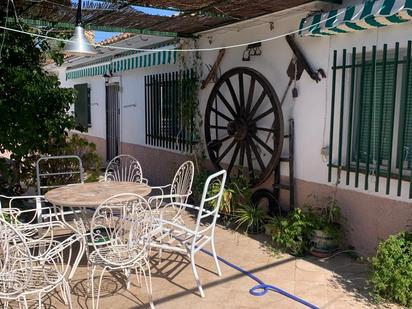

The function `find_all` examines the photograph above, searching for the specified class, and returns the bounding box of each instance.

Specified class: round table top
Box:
[45,181,152,208]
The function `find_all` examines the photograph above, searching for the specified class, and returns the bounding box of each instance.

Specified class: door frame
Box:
[105,77,121,162]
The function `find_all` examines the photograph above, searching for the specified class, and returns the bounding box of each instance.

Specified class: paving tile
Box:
[25,212,381,309]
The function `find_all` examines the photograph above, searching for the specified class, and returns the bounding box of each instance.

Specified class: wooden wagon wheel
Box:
[205,67,284,187]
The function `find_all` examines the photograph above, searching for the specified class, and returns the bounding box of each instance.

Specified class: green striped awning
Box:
[66,50,177,80]
[299,0,412,37]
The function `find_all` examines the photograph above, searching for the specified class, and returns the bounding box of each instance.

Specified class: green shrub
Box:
[369,232,412,307]
[271,208,316,256]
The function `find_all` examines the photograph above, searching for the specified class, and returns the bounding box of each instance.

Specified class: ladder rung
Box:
[280,157,290,162]
[273,184,290,190]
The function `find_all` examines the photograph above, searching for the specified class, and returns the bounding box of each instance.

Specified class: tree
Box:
[0,19,76,192]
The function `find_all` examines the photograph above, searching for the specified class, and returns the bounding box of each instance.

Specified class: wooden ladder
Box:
[273,118,295,211]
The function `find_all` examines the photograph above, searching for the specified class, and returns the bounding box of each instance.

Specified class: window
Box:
[329,41,412,197]
[144,70,197,152]
[74,83,91,130]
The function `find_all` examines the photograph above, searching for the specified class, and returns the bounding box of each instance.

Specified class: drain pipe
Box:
[201,249,320,309]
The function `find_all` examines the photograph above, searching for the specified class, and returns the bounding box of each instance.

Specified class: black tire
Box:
[251,189,281,216]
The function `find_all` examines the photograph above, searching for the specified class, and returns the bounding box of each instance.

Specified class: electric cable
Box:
[0,9,344,53]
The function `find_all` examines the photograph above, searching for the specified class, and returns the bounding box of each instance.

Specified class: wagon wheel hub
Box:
[227,118,254,141]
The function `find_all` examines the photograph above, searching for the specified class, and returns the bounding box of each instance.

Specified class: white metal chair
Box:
[150,170,227,298]
[0,218,80,308]
[149,161,194,223]
[88,193,155,309]
[36,155,84,223]
[0,195,56,238]
[104,154,148,184]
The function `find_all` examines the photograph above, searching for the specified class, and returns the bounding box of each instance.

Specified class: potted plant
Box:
[306,197,344,257]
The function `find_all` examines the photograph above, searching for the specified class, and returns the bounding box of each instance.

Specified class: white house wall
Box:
[197,10,412,254]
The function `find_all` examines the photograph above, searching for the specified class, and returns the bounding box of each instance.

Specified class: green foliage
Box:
[369,232,412,307]
[0,21,77,191]
[271,208,316,256]
[192,170,211,201]
[235,202,266,234]
[208,180,235,214]
[22,134,102,189]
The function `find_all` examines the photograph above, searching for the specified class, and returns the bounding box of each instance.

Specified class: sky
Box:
[92,5,178,43]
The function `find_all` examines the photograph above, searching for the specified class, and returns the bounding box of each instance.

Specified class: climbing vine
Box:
[176,38,206,168]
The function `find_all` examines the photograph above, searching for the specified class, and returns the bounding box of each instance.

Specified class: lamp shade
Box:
[64,26,97,56]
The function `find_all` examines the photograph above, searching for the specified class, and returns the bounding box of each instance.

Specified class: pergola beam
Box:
[8,18,179,37]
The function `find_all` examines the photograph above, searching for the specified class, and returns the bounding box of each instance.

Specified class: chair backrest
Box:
[0,195,48,226]
[0,218,32,300]
[36,155,84,195]
[170,161,194,204]
[90,193,153,266]
[192,170,227,247]
[105,154,144,183]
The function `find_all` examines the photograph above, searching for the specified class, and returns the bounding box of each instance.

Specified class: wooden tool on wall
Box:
[201,49,226,89]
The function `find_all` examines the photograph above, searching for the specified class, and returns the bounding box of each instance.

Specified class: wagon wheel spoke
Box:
[217,139,237,163]
[253,107,274,123]
[217,90,237,117]
[238,141,246,177]
[225,78,241,114]
[227,143,241,175]
[238,73,245,115]
[245,77,256,114]
[249,90,266,118]
[256,127,276,133]
[248,137,265,171]
[211,107,233,122]
[210,125,229,130]
[251,134,273,154]
[245,142,255,181]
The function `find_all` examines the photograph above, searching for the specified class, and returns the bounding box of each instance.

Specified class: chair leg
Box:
[135,267,142,288]
[90,265,97,309]
[60,284,68,305]
[95,267,107,309]
[141,259,155,309]
[69,238,85,280]
[190,251,205,298]
[63,280,73,309]
[38,292,42,309]
[125,268,131,290]
[211,239,222,276]
[19,296,28,309]
[158,248,163,264]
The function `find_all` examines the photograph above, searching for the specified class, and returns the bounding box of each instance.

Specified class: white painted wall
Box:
[197,10,412,202]
[57,63,180,151]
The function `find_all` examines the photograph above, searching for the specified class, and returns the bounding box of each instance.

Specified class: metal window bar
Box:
[329,41,412,198]
[144,69,196,152]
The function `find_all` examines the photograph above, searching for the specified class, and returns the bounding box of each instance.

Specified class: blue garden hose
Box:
[201,248,319,309]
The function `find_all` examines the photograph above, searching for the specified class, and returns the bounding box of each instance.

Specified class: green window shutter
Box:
[74,83,90,131]
[397,60,412,170]
[354,61,396,166]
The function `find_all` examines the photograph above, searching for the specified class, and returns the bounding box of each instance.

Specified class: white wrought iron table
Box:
[45,181,152,279]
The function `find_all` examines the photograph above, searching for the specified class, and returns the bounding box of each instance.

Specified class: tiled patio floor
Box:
[12,212,392,309]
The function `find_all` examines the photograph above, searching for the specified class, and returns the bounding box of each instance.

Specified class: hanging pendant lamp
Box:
[64,0,97,56]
